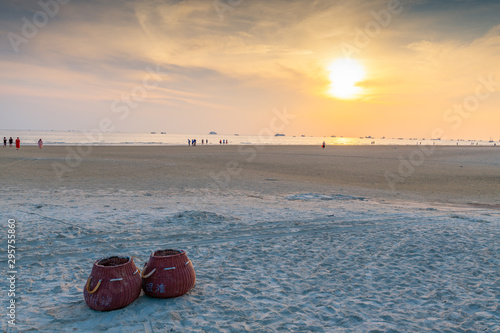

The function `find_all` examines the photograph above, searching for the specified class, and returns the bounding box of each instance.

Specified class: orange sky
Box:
[0,0,499,139]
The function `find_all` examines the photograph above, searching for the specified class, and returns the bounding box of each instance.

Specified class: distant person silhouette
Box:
[322,141,325,148]
[15,137,20,150]
[38,139,43,149]
[9,137,13,147]
[3,137,6,148]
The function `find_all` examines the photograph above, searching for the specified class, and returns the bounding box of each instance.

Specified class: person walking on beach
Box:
[38,139,43,149]
[322,141,325,149]
[9,137,13,147]
[15,137,20,150]
[3,137,6,148]
[188,139,191,146]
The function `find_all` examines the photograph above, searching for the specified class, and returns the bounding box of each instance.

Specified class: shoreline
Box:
[4,143,500,146]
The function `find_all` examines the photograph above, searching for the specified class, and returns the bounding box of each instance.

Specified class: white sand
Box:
[0,145,499,332]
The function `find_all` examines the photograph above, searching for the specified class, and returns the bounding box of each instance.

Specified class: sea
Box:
[1,129,498,146]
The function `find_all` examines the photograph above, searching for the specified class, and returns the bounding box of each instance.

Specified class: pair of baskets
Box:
[83,249,195,311]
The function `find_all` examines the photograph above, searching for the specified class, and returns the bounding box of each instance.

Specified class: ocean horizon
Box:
[1,129,497,147]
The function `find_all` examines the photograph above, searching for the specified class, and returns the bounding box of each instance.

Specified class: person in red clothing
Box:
[15,137,20,150]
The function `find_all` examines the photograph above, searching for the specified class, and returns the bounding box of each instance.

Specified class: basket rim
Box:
[94,255,132,268]
[151,249,185,258]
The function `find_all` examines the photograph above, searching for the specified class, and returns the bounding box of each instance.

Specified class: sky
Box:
[0,0,499,139]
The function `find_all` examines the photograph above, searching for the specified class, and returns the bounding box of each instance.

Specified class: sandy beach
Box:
[1,145,499,332]
[2,145,500,205]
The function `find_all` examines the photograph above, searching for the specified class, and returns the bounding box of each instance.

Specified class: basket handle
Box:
[141,264,156,279]
[86,277,101,294]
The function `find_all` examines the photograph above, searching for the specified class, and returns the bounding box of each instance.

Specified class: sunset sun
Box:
[327,58,365,99]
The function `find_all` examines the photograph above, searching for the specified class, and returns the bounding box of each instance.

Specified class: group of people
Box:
[187,138,230,146]
[188,139,205,146]
[2,137,43,150]
[3,137,20,150]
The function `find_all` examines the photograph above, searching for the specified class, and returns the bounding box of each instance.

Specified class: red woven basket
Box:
[83,256,142,311]
[142,249,196,298]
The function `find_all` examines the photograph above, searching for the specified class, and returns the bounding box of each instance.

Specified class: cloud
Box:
[0,0,499,137]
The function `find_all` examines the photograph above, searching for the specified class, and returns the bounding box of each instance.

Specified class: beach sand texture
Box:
[1,145,499,332]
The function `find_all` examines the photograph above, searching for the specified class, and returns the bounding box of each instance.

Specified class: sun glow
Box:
[327,59,365,99]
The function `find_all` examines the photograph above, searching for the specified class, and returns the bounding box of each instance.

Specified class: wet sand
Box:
[1,145,499,207]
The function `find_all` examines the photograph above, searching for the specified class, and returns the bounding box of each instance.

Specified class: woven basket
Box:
[142,249,196,298]
[83,256,142,311]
